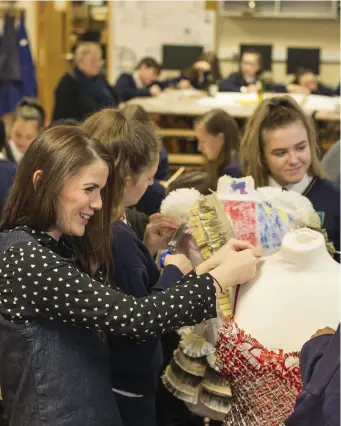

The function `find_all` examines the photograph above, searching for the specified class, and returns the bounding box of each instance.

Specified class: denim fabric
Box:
[0,231,123,426]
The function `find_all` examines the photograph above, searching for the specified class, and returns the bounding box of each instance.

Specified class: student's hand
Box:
[163,253,193,275]
[208,248,260,291]
[193,60,211,72]
[246,84,258,93]
[150,85,162,97]
[177,79,191,90]
[311,327,335,339]
[208,239,262,270]
[144,214,179,255]
[286,84,310,95]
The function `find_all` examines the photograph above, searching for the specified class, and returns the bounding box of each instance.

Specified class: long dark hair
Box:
[82,109,160,219]
[1,125,114,279]
[196,109,240,184]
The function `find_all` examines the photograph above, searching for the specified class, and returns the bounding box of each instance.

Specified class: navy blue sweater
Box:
[0,159,17,213]
[135,181,166,216]
[219,72,260,92]
[285,325,340,426]
[272,82,336,97]
[109,221,183,394]
[115,73,153,101]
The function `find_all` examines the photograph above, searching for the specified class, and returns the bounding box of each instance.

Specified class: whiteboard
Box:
[109,0,216,83]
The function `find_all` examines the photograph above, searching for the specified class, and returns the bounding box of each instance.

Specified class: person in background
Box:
[321,140,340,185]
[175,52,223,91]
[286,68,335,97]
[52,42,119,122]
[235,95,340,260]
[121,104,169,182]
[166,171,213,195]
[285,325,340,426]
[219,49,263,93]
[115,57,163,102]
[195,109,240,186]
[83,109,195,426]
[0,119,17,213]
[6,97,45,164]
[0,125,260,426]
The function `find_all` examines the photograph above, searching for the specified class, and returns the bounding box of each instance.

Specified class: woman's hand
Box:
[143,214,179,255]
[206,239,262,270]
[209,248,260,291]
[163,253,193,275]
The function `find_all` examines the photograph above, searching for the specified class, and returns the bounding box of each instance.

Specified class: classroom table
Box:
[128,91,340,120]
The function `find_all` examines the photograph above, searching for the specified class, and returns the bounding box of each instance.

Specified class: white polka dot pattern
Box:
[0,227,217,337]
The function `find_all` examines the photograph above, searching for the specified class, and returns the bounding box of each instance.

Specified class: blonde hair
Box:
[240,96,324,188]
[74,42,102,65]
[14,97,45,128]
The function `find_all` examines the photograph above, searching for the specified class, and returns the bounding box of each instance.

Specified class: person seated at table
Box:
[52,42,119,122]
[195,109,240,187]
[285,68,335,97]
[219,49,263,93]
[115,57,163,102]
[170,52,223,91]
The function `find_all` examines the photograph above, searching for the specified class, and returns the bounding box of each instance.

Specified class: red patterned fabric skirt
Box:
[216,320,302,426]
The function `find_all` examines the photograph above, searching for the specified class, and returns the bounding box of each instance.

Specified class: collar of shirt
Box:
[8,140,24,164]
[268,174,313,194]
[132,71,145,89]
[10,226,75,259]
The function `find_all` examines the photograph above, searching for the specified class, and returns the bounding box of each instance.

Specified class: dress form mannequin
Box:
[234,228,340,352]
[216,228,340,425]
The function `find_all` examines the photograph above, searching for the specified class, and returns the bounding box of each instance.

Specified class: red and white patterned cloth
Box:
[216,320,302,426]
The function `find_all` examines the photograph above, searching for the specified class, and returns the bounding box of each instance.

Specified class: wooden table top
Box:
[128,91,340,120]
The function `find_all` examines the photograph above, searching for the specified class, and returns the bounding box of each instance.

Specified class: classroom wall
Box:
[218,16,340,87]
[18,1,37,59]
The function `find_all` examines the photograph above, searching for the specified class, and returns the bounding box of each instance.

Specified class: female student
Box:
[83,109,190,426]
[6,97,45,164]
[0,125,259,425]
[115,57,163,101]
[239,95,340,260]
[177,51,223,90]
[219,49,263,93]
[195,109,240,185]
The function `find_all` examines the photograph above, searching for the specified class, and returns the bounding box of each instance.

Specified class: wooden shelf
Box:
[168,154,206,166]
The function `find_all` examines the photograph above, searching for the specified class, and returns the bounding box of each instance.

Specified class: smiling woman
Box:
[238,95,340,261]
[0,125,260,425]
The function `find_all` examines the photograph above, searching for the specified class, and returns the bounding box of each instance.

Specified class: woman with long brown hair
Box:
[195,108,240,186]
[0,125,259,425]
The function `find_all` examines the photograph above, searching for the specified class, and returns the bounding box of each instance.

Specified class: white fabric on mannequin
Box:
[234,228,340,352]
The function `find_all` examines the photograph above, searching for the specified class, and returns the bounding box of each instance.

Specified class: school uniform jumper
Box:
[109,220,183,426]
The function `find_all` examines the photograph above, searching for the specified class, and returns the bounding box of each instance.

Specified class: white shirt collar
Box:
[8,140,24,164]
[268,174,313,194]
[132,71,144,89]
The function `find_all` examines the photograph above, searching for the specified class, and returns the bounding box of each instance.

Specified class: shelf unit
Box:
[220,1,339,20]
